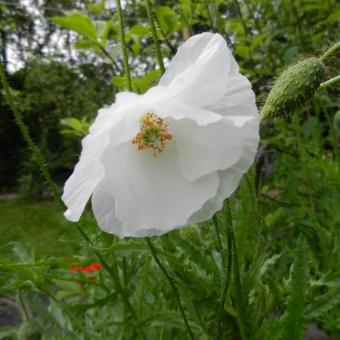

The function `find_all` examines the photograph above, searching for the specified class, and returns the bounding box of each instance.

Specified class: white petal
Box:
[91,181,124,237]
[62,102,133,222]
[188,168,241,224]
[62,133,106,221]
[101,141,219,237]
[153,100,221,126]
[208,74,258,118]
[159,33,238,107]
[152,101,253,181]
[188,118,260,224]
[173,117,246,181]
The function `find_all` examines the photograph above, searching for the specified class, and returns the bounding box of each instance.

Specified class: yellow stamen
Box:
[132,112,173,156]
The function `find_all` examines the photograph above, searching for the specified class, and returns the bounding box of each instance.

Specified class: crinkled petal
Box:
[91,181,124,237]
[171,116,246,181]
[62,103,136,222]
[208,74,258,118]
[152,101,254,181]
[153,100,221,126]
[62,133,106,222]
[188,118,259,224]
[101,141,219,237]
[159,33,238,107]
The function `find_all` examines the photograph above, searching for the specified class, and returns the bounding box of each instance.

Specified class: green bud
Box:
[261,57,326,120]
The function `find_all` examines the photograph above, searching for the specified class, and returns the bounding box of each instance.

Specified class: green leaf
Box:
[51,14,97,40]
[112,75,127,90]
[69,293,118,313]
[155,6,180,36]
[74,39,101,53]
[306,283,340,320]
[88,0,105,14]
[99,18,115,47]
[60,117,91,137]
[282,237,309,339]
[127,24,150,37]
[132,70,161,93]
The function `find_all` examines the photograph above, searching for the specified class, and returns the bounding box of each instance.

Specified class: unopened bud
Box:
[261,57,326,120]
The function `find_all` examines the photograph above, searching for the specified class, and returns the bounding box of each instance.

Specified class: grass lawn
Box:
[0,199,79,258]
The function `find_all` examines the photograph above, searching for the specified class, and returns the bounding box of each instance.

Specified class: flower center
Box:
[132,112,173,156]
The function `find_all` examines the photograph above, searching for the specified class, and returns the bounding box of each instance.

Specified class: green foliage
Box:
[282,238,309,339]
[51,13,98,40]
[112,70,161,93]
[1,0,339,339]
[60,117,92,137]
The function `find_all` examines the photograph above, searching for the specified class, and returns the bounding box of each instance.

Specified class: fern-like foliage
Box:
[306,279,340,320]
[282,237,309,339]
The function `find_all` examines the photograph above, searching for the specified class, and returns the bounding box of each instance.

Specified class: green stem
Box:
[203,0,214,30]
[319,75,340,89]
[224,200,248,340]
[213,214,226,268]
[95,40,121,72]
[115,0,132,91]
[146,238,196,340]
[17,291,30,321]
[213,213,232,340]
[138,255,150,319]
[320,41,340,62]
[0,61,61,204]
[145,0,165,74]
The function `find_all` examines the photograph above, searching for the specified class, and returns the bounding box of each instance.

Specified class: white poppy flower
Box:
[62,32,259,238]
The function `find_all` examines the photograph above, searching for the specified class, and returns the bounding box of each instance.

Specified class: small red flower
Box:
[69,262,102,274]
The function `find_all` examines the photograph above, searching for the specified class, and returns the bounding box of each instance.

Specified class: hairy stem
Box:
[213,214,226,268]
[17,291,30,321]
[115,0,133,91]
[214,212,233,340]
[320,41,340,62]
[146,238,196,340]
[203,0,214,30]
[138,255,150,319]
[224,200,248,340]
[319,75,340,89]
[145,0,165,74]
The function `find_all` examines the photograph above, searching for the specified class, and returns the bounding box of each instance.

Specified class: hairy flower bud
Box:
[261,57,326,120]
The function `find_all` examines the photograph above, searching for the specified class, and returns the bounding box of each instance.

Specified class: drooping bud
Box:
[261,57,326,120]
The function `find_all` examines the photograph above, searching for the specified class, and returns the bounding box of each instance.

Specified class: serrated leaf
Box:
[305,284,340,320]
[282,237,309,339]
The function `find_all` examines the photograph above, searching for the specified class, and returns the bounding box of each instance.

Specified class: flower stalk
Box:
[17,291,30,321]
[145,0,165,74]
[224,200,249,340]
[319,75,340,90]
[320,41,340,62]
[115,0,133,91]
[213,212,232,339]
[146,238,196,340]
